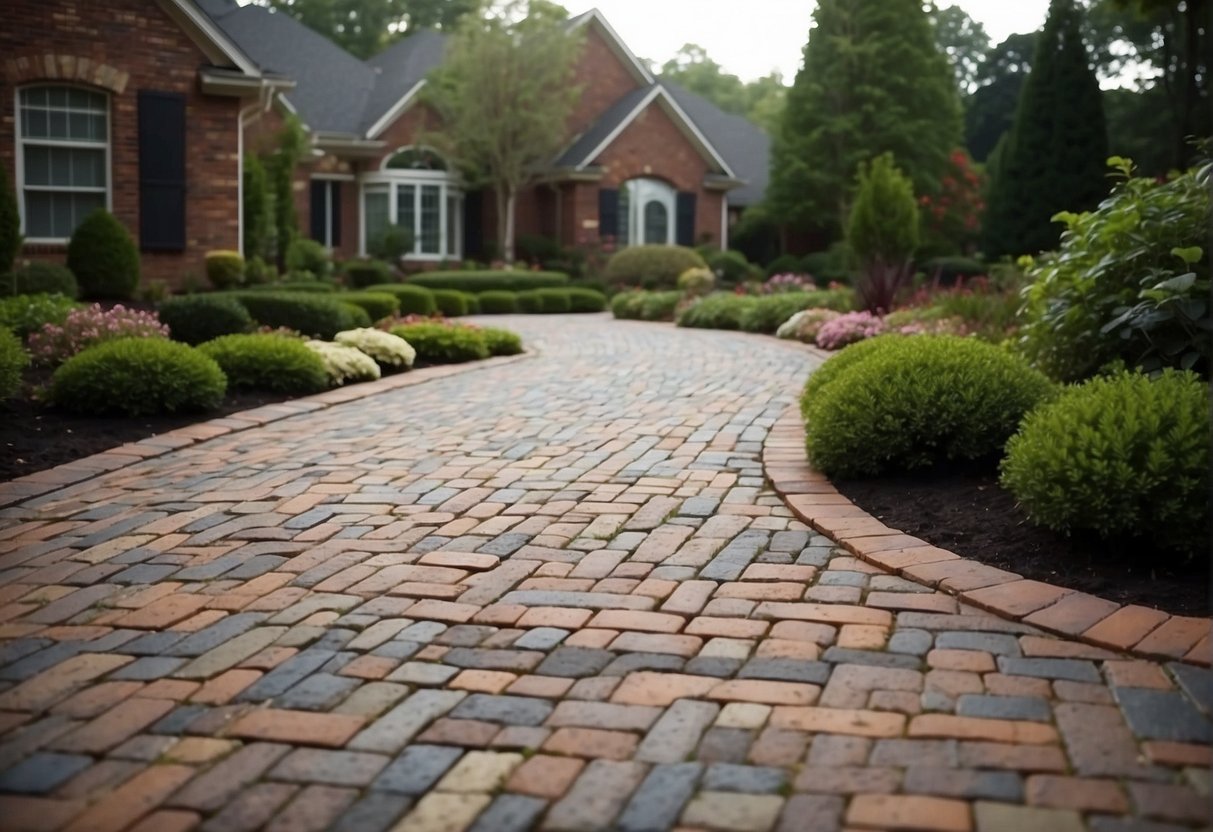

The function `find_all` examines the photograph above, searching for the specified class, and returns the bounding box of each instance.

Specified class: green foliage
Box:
[801,244,854,283]
[406,271,568,292]
[390,322,489,363]
[802,335,1056,477]
[268,116,306,268]
[769,0,961,234]
[346,260,393,289]
[2,262,78,298]
[0,294,79,338]
[247,280,335,293]
[705,250,759,285]
[463,293,480,314]
[267,0,478,58]
[677,293,755,330]
[242,154,271,260]
[739,293,817,333]
[848,153,920,265]
[515,233,562,265]
[1001,370,1210,558]
[364,283,437,315]
[515,288,572,313]
[0,164,19,275]
[231,291,367,339]
[610,290,680,321]
[0,327,27,399]
[431,289,470,317]
[339,302,373,329]
[566,288,607,313]
[49,338,226,416]
[928,2,990,94]
[921,256,987,284]
[515,290,542,314]
[984,0,1108,257]
[658,44,788,132]
[244,255,274,285]
[336,291,399,322]
[286,238,331,277]
[964,33,1034,163]
[677,267,716,297]
[158,295,253,345]
[765,254,806,277]
[198,333,328,394]
[1018,160,1211,381]
[205,251,246,291]
[480,326,523,356]
[477,290,518,314]
[367,224,413,264]
[604,245,706,290]
[67,210,140,300]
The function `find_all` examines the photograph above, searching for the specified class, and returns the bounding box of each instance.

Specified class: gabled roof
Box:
[566,9,654,87]
[158,0,262,77]
[362,30,447,136]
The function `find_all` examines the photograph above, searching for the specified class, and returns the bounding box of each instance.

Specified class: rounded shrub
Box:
[1001,370,1210,559]
[198,333,328,394]
[304,340,381,385]
[640,291,681,321]
[50,338,226,416]
[706,250,757,285]
[205,251,245,290]
[567,288,607,313]
[739,293,816,334]
[365,284,437,316]
[802,336,1056,478]
[764,254,804,278]
[2,262,78,298]
[605,245,706,290]
[285,238,331,277]
[334,328,415,369]
[516,290,544,314]
[676,294,754,330]
[159,295,253,345]
[478,291,518,314]
[431,289,470,317]
[67,210,139,300]
[610,290,645,320]
[232,292,366,339]
[339,302,373,329]
[245,255,275,285]
[534,288,571,313]
[337,291,399,322]
[677,267,716,297]
[345,260,393,289]
[480,327,523,356]
[390,322,489,363]
[0,327,27,400]
[463,293,480,315]
[0,294,80,337]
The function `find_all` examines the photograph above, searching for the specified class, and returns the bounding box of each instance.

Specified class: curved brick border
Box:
[764,403,1211,668]
[0,351,536,510]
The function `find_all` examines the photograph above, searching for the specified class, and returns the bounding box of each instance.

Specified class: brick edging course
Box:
[764,403,1211,668]
[0,351,537,510]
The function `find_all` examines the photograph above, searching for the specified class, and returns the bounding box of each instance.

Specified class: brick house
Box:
[2,0,769,283]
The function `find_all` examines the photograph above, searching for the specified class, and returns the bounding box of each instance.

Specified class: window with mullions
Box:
[360,147,463,259]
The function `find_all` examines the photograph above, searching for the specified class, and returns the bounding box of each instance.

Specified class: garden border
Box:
[764,403,1211,668]
[0,351,536,510]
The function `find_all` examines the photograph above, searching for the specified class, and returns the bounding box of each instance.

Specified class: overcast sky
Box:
[568,1,1052,82]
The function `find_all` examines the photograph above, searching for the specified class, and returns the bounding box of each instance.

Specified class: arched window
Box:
[16,85,109,241]
[643,201,668,245]
[362,146,462,259]
[619,177,674,246]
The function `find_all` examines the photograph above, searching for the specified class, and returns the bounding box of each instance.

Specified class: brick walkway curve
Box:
[0,314,1208,832]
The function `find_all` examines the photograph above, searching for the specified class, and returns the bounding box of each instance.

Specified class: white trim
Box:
[366,79,427,140]
[358,173,463,261]
[659,88,735,178]
[568,9,654,86]
[157,0,261,77]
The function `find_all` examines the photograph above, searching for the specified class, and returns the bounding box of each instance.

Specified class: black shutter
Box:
[676,191,697,246]
[137,91,186,251]
[598,188,619,239]
[330,182,341,247]
[309,180,326,242]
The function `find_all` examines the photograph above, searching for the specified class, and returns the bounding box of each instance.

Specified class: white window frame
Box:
[359,147,463,261]
[14,84,112,245]
[621,177,675,247]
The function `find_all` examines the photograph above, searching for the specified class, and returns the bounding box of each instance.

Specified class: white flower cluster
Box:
[334,328,415,369]
[304,340,381,385]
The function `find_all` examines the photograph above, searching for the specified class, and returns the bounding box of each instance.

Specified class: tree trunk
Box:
[504,184,517,264]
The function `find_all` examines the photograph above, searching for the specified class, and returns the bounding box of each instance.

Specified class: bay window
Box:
[361,147,462,260]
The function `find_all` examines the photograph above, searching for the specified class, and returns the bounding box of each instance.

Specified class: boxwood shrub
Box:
[1001,370,1209,559]
[463,293,480,314]
[49,338,226,416]
[478,290,518,314]
[567,288,607,313]
[534,288,571,313]
[205,250,245,290]
[610,290,681,321]
[198,333,328,394]
[480,327,523,356]
[158,295,253,345]
[390,322,489,363]
[245,281,336,293]
[67,209,139,300]
[2,262,78,298]
[231,291,366,339]
[345,260,393,289]
[0,327,26,400]
[605,245,706,290]
[407,271,568,293]
[802,335,1056,478]
[516,290,543,314]
[364,284,437,316]
[677,294,755,330]
[431,289,470,317]
[336,291,399,322]
[0,294,79,337]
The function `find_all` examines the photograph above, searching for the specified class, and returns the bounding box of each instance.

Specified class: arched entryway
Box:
[618,177,675,246]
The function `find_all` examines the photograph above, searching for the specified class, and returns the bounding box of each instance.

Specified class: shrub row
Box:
[1,262,78,298]
[389,322,522,364]
[676,290,854,333]
[226,292,371,339]
[610,291,681,322]
[406,271,568,293]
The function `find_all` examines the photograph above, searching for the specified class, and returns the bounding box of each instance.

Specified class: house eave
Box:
[200,70,294,98]
[313,134,386,158]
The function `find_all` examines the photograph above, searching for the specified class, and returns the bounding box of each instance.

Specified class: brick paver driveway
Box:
[0,315,1209,832]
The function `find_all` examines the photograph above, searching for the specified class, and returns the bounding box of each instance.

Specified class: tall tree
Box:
[963,32,1036,162]
[657,45,786,132]
[767,0,961,238]
[263,0,480,58]
[927,3,991,94]
[984,0,1108,257]
[424,1,580,262]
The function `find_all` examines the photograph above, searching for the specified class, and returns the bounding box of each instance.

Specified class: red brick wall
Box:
[567,26,643,141]
[0,0,243,289]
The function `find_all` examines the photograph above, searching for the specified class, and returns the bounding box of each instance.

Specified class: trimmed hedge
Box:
[49,338,226,416]
[478,291,517,314]
[364,283,437,316]
[67,210,139,300]
[567,288,608,313]
[345,260,393,289]
[230,291,368,339]
[463,293,481,315]
[159,295,253,345]
[610,290,681,321]
[337,291,399,322]
[802,335,1055,478]
[516,291,543,314]
[2,262,78,298]
[605,245,705,290]
[0,294,79,337]
[0,327,26,399]
[390,322,489,363]
[480,327,524,356]
[407,271,568,293]
[245,281,336,293]
[739,293,818,334]
[1001,370,1210,559]
[431,289,470,317]
[198,333,328,394]
[677,294,754,330]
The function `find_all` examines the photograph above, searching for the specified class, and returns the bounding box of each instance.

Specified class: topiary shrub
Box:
[285,238,331,277]
[567,288,607,313]
[431,289,470,317]
[336,291,399,322]
[604,245,706,290]
[335,327,415,369]
[800,335,900,419]
[407,271,567,293]
[479,326,523,356]
[364,283,437,316]
[0,327,27,400]
[231,291,366,339]
[802,335,1056,478]
[28,304,168,366]
[305,340,381,385]
[1001,370,1210,559]
[0,294,80,338]
[478,291,518,314]
[739,293,819,334]
[198,333,328,394]
[676,293,754,330]
[205,251,246,291]
[345,260,393,289]
[158,295,253,345]
[515,290,544,314]
[49,338,226,416]
[67,210,139,300]
[390,322,489,363]
[2,262,78,298]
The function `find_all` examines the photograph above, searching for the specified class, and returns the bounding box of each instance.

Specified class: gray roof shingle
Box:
[555,85,654,168]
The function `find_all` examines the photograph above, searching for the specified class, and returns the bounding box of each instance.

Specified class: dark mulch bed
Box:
[835,467,1210,617]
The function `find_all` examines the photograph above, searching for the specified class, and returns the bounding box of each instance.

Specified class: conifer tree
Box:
[984,0,1108,257]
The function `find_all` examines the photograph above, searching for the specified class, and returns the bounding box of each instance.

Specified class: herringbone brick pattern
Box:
[0,316,1208,831]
